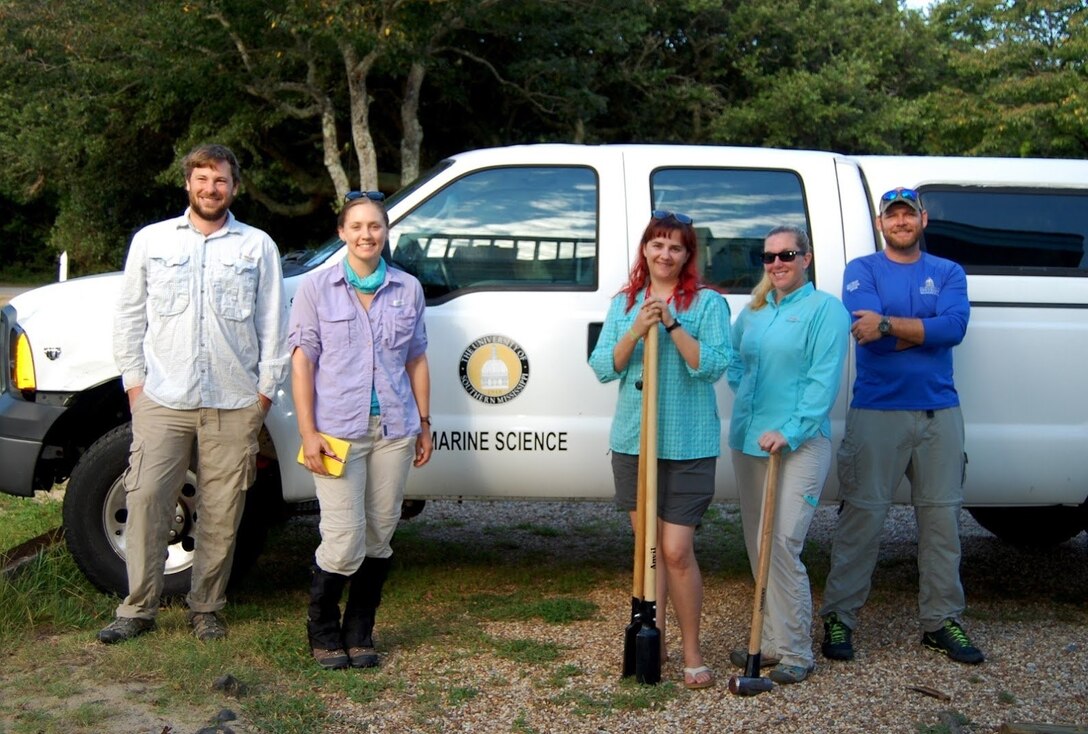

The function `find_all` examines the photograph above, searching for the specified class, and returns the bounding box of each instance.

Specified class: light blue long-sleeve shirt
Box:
[728,282,849,456]
[589,288,732,460]
[113,210,289,409]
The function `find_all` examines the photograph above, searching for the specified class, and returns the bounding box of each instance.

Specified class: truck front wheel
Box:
[62,423,270,598]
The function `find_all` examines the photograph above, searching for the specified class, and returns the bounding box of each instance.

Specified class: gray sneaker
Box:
[189,612,227,641]
[768,663,815,684]
[97,616,155,644]
[728,648,781,669]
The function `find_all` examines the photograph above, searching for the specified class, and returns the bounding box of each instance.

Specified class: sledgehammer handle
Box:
[746,451,780,659]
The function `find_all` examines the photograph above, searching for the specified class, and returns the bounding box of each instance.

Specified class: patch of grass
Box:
[547,663,583,687]
[0,490,63,551]
[489,636,563,664]
[511,521,562,537]
[0,546,112,654]
[611,677,679,711]
[916,710,970,734]
[468,592,597,623]
[512,710,539,733]
[447,685,479,705]
[998,690,1017,705]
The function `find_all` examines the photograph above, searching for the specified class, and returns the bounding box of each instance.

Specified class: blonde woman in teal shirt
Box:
[727,225,849,685]
[590,211,732,689]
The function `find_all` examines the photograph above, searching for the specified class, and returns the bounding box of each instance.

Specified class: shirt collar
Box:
[176,208,238,238]
[770,280,814,307]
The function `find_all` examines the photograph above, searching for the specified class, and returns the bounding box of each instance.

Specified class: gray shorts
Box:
[611,452,715,526]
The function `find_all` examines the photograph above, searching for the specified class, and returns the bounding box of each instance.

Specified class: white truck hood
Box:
[9,272,124,393]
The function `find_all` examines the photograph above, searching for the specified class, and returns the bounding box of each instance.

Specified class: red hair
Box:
[619,216,705,313]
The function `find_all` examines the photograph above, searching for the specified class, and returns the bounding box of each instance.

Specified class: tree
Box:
[923,0,1087,156]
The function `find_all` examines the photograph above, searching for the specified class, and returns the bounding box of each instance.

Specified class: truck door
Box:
[384,155,631,500]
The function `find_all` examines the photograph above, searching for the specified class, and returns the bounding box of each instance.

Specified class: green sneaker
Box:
[922,619,985,665]
[821,613,854,661]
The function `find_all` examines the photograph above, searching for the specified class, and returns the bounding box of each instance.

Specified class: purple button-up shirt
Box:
[288,260,428,440]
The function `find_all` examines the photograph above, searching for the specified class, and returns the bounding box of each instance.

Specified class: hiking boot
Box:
[728,648,781,670]
[768,663,815,684]
[312,647,350,670]
[97,616,155,644]
[922,619,985,665]
[347,645,380,669]
[190,612,227,641]
[821,613,854,661]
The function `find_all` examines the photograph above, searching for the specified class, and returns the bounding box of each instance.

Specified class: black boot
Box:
[343,556,391,668]
[307,563,350,670]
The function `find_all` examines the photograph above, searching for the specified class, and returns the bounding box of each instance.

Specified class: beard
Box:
[188,189,232,224]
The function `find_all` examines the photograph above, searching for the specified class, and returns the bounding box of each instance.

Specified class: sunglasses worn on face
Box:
[761,250,802,264]
[345,190,386,203]
[651,209,694,225]
[880,188,919,205]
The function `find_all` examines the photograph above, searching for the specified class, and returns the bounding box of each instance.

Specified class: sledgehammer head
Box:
[728,675,774,696]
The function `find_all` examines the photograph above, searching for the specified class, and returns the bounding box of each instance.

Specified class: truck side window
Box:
[389,166,598,300]
[651,168,808,293]
[919,188,1088,276]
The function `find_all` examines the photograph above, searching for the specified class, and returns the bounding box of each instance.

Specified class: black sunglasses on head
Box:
[760,250,802,264]
[651,209,694,225]
[345,190,385,203]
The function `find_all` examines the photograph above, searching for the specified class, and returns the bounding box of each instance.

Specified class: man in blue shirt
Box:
[819,187,984,665]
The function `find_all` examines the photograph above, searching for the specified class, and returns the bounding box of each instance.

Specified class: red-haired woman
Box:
[589,211,733,689]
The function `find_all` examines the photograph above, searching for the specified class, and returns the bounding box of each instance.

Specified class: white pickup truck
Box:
[2,144,1086,596]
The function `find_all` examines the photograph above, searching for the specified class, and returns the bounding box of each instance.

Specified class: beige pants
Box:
[116,393,264,620]
[313,416,416,576]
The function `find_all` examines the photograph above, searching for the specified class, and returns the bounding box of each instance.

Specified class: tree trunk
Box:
[400,60,427,185]
[342,42,381,192]
[320,94,351,201]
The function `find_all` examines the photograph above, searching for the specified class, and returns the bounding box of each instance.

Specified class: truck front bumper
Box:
[0,390,67,497]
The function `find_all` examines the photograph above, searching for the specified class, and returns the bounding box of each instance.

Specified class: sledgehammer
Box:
[728,451,781,696]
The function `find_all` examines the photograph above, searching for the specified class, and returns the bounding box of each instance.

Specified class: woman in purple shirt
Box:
[289,192,432,670]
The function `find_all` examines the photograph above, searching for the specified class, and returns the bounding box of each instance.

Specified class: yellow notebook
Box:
[296,433,350,477]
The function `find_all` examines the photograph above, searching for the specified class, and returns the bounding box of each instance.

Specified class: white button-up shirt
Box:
[113,209,289,409]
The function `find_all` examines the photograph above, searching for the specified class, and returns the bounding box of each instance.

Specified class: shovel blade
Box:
[634,601,661,685]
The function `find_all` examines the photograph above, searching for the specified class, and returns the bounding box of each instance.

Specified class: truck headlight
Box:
[12,330,36,391]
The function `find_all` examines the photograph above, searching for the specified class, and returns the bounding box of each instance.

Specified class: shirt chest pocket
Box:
[211,254,259,321]
[147,253,192,316]
[318,306,359,369]
[381,304,418,350]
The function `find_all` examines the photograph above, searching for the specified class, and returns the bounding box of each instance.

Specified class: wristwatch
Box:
[665,320,682,333]
[878,317,891,335]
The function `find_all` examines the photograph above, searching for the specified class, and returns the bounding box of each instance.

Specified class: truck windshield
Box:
[279,160,454,277]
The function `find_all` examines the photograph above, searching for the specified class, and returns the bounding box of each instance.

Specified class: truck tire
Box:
[62,423,272,598]
[967,505,1085,548]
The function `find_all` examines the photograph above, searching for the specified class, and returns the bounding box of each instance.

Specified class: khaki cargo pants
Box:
[115,393,264,620]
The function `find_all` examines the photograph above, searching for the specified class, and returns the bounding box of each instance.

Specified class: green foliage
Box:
[0,0,1084,275]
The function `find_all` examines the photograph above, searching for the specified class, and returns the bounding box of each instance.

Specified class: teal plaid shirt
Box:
[589,288,733,460]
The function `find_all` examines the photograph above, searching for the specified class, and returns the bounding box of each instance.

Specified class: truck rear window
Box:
[920,188,1088,276]
[650,168,809,293]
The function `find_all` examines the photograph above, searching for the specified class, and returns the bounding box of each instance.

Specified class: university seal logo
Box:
[458,335,530,404]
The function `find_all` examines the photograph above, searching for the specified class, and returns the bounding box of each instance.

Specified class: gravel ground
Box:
[324,500,1088,734]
